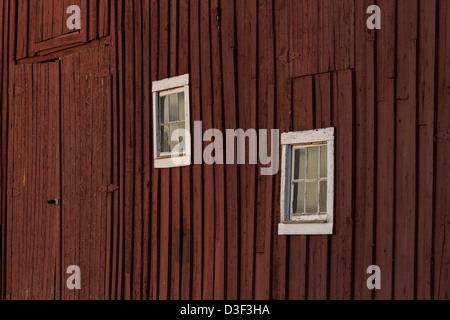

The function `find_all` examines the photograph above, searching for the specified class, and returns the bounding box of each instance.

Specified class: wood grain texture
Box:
[375,0,396,300]
[1,0,449,301]
[435,0,450,300]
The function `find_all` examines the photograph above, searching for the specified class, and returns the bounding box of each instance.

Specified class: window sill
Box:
[154,156,191,169]
[278,222,333,235]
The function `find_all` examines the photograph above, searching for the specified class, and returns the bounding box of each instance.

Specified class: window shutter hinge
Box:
[7,188,21,198]
[9,85,25,96]
[99,184,120,194]
[436,130,450,141]
[279,51,300,62]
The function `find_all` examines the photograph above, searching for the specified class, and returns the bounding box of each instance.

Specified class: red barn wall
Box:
[1,0,449,300]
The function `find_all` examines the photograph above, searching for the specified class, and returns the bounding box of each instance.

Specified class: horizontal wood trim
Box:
[16,37,111,65]
[278,223,334,235]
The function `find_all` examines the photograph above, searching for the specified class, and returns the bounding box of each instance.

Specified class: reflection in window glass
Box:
[291,144,327,217]
[160,96,169,123]
[307,147,318,179]
[292,182,305,214]
[320,145,327,178]
[306,181,318,214]
[179,93,185,121]
[320,181,327,213]
[160,125,169,153]
[159,91,187,154]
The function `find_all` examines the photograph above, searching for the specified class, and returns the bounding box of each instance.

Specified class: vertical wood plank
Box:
[189,0,203,301]
[158,0,171,300]
[236,0,258,300]
[115,0,125,300]
[199,0,215,300]
[221,0,240,301]
[123,0,135,300]
[16,0,28,60]
[101,44,114,300]
[109,0,120,299]
[141,0,151,301]
[272,0,290,301]
[0,0,5,299]
[149,0,160,301]
[178,0,192,301]
[5,0,13,299]
[333,0,354,71]
[132,0,143,300]
[394,0,418,300]
[375,0,396,300]
[89,0,99,40]
[353,0,376,301]
[435,0,450,300]
[78,47,92,300]
[24,64,33,300]
[42,0,53,41]
[169,0,181,301]
[254,0,275,300]
[52,0,63,39]
[36,0,44,43]
[62,0,71,35]
[28,0,38,56]
[98,0,110,37]
[318,0,334,73]
[210,0,226,300]
[49,61,61,299]
[329,69,354,300]
[416,0,437,300]
[36,63,45,299]
[13,65,25,299]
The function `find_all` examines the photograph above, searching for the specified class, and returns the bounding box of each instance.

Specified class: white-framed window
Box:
[279,127,335,235]
[152,74,191,168]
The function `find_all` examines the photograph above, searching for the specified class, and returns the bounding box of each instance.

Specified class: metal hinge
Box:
[99,184,120,194]
[9,85,25,96]
[7,188,21,198]
[436,130,450,141]
[279,51,300,62]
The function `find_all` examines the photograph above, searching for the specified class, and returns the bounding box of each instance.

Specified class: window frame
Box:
[152,74,191,169]
[279,127,335,235]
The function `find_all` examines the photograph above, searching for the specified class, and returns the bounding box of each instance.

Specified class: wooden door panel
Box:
[7,61,61,300]
[60,45,112,300]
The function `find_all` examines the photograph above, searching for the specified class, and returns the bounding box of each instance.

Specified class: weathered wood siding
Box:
[1,0,449,300]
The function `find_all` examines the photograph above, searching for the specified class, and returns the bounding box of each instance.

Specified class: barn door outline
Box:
[7,45,113,300]
[7,60,61,300]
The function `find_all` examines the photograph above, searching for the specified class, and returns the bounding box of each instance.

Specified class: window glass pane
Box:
[305,181,318,214]
[160,125,170,153]
[169,94,178,122]
[293,148,306,180]
[320,145,327,178]
[160,96,169,124]
[179,122,185,152]
[320,181,327,213]
[169,123,179,152]
[178,92,185,121]
[307,147,319,179]
[292,182,305,214]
